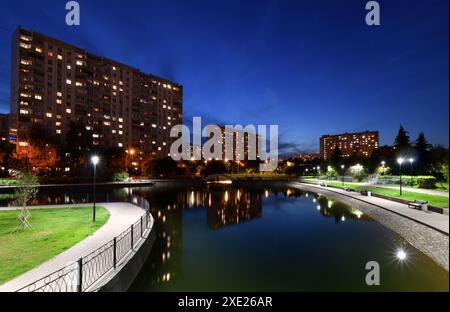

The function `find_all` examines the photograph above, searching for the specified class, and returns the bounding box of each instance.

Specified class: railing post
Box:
[77,258,83,292]
[113,237,117,268]
[140,216,143,237]
[131,224,134,249]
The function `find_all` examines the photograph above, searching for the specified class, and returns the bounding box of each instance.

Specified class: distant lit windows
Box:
[66,108,71,114]
[118,143,123,147]
[66,79,72,85]
[35,47,42,53]
[48,51,54,57]
[21,59,32,66]
[67,65,72,70]
[20,109,29,115]
[56,129,62,134]
[57,92,62,97]
[75,82,83,87]
[18,141,29,147]
[76,60,83,66]
[46,112,52,118]
[57,55,63,60]
[56,99,62,104]
[34,94,42,100]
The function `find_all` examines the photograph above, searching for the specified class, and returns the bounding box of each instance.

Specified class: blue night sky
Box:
[0,0,448,154]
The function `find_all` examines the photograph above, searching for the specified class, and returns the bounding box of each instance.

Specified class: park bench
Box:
[408,200,428,212]
[344,187,354,192]
[359,189,372,196]
[319,181,327,187]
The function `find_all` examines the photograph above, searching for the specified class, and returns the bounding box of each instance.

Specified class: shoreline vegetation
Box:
[0,206,109,285]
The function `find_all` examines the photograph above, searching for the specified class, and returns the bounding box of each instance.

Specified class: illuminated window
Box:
[20,35,32,42]
[35,47,42,53]
[118,143,123,147]
[48,51,54,57]
[67,65,72,70]
[56,129,62,134]
[66,108,71,114]
[56,99,62,104]
[34,94,42,100]
[20,109,29,115]
[75,82,83,87]
[76,60,83,66]
[20,42,31,49]
[57,92,62,97]
[57,55,63,60]
[46,113,52,118]
[21,59,32,66]
[66,79,72,85]
[19,141,29,147]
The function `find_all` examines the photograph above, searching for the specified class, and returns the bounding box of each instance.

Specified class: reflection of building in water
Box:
[132,189,184,288]
[206,187,262,230]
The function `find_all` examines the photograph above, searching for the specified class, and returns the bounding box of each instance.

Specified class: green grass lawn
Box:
[0,206,109,285]
[300,179,449,208]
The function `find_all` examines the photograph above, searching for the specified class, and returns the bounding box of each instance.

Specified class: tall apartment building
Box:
[10,27,182,159]
[320,131,379,160]
[0,113,10,142]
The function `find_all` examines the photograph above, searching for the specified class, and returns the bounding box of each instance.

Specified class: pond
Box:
[1,182,448,291]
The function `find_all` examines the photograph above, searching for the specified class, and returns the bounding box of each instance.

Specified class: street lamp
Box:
[316,166,320,182]
[91,155,100,222]
[341,164,345,186]
[408,158,414,176]
[397,157,404,196]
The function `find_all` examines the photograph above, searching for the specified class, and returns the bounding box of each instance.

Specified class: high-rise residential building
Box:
[10,27,182,159]
[0,113,10,142]
[320,131,379,160]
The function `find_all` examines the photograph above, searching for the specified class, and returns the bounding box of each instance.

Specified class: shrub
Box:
[417,176,437,189]
[112,171,129,182]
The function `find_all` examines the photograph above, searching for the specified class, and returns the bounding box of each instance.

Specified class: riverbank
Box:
[0,202,148,292]
[290,182,449,271]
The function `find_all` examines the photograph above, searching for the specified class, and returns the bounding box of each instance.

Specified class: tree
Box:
[331,146,342,168]
[393,125,411,156]
[12,144,59,175]
[149,157,178,177]
[13,171,39,230]
[202,160,227,176]
[414,132,432,174]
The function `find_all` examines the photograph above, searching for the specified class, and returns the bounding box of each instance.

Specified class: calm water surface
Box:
[1,182,448,291]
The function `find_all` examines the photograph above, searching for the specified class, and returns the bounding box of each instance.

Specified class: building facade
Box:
[320,131,379,160]
[10,27,182,159]
[0,113,10,142]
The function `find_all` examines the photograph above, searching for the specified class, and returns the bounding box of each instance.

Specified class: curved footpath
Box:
[0,202,144,292]
[291,182,449,271]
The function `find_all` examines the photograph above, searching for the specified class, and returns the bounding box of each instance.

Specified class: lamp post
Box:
[408,158,414,176]
[91,155,99,222]
[316,166,320,182]
[341,164,345,186]
[397,157,404,196]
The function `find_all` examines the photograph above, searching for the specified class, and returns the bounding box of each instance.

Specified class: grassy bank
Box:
[300,179,449,208]
[0,206,109,285]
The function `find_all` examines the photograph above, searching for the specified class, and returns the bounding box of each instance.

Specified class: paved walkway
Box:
[294,182,449,235]
[0,202,144,292]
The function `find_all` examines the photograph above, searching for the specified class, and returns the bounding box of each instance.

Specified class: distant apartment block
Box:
[292,153,321,162]
[10,27,182,159]
[219,126,260,161]
[320,131,379,160]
